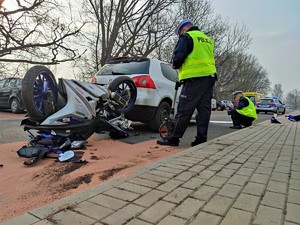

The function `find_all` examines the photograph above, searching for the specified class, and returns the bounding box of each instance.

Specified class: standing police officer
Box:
[230,91,257,129]
[157,19,217,146]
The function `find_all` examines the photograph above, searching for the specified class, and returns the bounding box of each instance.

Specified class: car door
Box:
[0,78,10,107]
[151,61,175,98]
[277,100,285,113]
[158,62,183,111]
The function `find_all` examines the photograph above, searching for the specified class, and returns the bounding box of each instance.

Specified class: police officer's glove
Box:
[175,80,181,90]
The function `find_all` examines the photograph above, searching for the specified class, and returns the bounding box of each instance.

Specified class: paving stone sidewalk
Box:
[2,113,300,225]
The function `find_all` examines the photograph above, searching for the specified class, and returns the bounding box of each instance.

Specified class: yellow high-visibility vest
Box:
[178,30,216,81]
[236,96,258,121]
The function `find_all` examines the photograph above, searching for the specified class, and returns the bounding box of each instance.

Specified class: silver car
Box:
[91,57,178,132]
[222,100,234,110]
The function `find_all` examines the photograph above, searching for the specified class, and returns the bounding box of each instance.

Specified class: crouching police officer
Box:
[229,91,257,129]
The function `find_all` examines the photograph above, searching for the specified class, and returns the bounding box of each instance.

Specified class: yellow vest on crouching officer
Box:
[178,30,216,81]
[236,96,258,121]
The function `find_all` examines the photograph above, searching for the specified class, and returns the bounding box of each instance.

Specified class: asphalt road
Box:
[0,117,29,144]
[120,110,278,147]
[0,110,280,147]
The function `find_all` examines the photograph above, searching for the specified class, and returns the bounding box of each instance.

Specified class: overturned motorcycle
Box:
[17,65,137,165]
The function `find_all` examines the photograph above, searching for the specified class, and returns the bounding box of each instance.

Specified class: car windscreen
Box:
[95,61,150,76]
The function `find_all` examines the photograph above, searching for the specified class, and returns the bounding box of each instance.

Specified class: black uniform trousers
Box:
[167,75,215,142]
[231,109,254,127]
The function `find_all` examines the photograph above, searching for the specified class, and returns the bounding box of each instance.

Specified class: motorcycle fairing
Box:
[41,79,108,125]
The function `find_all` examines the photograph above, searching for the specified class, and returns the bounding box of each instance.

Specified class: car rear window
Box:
[260,99,273,104]
[95,60,150,76]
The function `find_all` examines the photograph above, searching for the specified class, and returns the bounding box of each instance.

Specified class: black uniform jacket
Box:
[172,26,200,69]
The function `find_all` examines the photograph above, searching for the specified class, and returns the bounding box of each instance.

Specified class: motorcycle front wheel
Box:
[22,65,58,122]
[108,76,137,114]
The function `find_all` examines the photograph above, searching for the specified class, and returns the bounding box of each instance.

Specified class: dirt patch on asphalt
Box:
[0,110,26,119]
[0,133,183,222]
[99,165,132,181]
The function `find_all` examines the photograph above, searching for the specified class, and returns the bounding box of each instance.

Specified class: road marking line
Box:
[210,120,232,124]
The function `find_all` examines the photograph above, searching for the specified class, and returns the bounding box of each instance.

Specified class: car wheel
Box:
[150,101,171,132]
[10,98,22,113]
[282,108,286,115]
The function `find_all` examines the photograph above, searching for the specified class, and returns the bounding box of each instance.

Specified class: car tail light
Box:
[90,76,97,84]
[132,75,156,89]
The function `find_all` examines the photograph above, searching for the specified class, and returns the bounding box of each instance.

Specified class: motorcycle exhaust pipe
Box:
[110,92,127,107]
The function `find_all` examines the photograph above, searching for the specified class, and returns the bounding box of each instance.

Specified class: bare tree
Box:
[215,53,270,99]
[272,84,283,99]
[75,0,236,78]
[77,0,178,74]
[0,0,85,77]
[285,89,299,110]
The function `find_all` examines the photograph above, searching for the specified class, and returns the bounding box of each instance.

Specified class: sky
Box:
[212,0,300,95]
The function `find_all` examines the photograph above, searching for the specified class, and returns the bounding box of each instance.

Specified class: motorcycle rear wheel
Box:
[108,76,137,114]
[22,65,58,122]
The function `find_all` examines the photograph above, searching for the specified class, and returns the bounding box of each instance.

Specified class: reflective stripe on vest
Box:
[178,30,216,81]
[236,96,258,121]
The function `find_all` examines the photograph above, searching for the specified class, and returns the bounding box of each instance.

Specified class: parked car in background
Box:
[211,98,217,110]
[256,97,286,114]
[91,56,178,132]
[222,100,234,110]
[211,99,226,111]
[0,77,24,113]
[216,99,226,111]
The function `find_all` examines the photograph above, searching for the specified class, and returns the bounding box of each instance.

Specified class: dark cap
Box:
[175,19,193,35]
